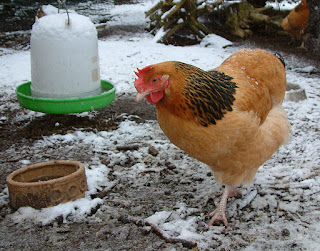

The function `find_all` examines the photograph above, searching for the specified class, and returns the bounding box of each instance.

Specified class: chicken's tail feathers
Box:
[253,106,290,168]
[261,106,290,145]
[238,106,290,185]
[275,53,286,68]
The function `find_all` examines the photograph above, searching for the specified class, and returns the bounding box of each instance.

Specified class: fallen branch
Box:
[118,215,198,248]
[116,145,140,151]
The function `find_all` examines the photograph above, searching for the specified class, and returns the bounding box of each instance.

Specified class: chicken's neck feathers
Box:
[159,62,238,127]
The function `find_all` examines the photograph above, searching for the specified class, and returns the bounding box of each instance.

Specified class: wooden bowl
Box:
[7,160,88,209]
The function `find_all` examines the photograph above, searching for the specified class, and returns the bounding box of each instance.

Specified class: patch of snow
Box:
[294,66,318,74]
[39,4,76,17]
[200,34,233,48]
[10,197,103,225]
[266,0,299,11]
[32,13,97,40]
[153,27,166,43]
[41,4,60,15]
[108,1,153,26]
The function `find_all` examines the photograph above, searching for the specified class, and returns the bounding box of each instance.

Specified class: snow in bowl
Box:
[7,161,88,209]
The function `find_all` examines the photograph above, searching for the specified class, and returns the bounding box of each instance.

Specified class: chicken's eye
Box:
[152,76,159,84]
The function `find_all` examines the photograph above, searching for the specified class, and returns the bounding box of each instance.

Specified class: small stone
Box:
[144,158,152,164]
[113,165,124,172]
[281,228,290,237]
[102,159,110,166]
[141,226,152,235]
[148,146,159,156]
[164,190,171,195]
[165,161,176,170]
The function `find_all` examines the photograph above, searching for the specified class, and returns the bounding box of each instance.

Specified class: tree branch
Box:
[118,214,198,249]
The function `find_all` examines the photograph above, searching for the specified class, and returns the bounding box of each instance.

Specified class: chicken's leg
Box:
[208,185,237,228]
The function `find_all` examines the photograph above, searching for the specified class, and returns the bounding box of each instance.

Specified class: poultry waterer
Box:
[16,12,115,114]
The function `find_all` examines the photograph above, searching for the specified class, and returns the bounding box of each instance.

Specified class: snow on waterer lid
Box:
[30,12,101,98]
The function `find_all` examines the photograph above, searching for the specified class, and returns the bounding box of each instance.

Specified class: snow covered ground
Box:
[1,0,319,250]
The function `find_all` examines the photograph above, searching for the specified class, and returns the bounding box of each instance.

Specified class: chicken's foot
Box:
[208,185,237,228]
[297,41,307,50]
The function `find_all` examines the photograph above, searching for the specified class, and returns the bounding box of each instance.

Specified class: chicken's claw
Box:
[208,208,229,228]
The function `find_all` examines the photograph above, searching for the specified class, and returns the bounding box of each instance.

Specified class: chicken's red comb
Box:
[134,65,154,79]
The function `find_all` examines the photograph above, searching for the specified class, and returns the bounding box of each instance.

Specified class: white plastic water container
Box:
[30,13,101,98]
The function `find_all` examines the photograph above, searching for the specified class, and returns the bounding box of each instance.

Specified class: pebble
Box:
[148,146,159,156]
[281,228,290,237]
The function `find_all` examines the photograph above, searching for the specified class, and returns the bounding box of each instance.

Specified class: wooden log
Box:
[161,0,186,22]
[256,6,273,13]
[197,0,223,15]
[163,16,181,30]
[270,16,284,28]
[146,0,177,18]
[249,11,270,23]
[190,23,206,39]
[205,0,223,11]
[149,11,162,22]
[162,22,185,42]
[145,1,164,18]
[190,16,211,35]
[232,27,246,38]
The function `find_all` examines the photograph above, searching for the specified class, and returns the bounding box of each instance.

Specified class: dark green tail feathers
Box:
[275,53,286,68]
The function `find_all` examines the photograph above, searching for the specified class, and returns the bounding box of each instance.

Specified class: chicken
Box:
[134,49,290,227]
[281,0,309,49]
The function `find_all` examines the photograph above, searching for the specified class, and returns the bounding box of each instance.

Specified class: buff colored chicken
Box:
[134,49,290,227]
[282,0,309,49]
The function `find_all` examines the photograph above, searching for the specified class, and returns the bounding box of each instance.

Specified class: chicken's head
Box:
[134,65,170,104]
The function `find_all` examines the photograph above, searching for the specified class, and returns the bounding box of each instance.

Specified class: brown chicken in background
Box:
[134,49,290,227]
[282,0,309,49]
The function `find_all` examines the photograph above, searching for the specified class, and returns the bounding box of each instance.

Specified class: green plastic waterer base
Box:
[16,80,115,114]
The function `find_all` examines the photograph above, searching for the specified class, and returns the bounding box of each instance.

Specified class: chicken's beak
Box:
[136,91,149,102]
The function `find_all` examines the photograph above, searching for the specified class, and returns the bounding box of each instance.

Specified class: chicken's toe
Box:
[208,209,229,227]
